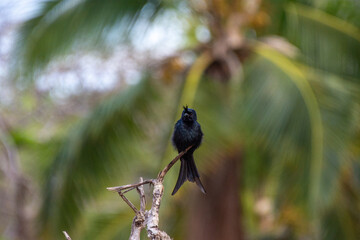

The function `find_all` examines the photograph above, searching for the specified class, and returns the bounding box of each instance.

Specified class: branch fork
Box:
[107,146,192,240]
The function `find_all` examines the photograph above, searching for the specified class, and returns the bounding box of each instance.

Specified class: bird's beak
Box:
[183,113,190,121]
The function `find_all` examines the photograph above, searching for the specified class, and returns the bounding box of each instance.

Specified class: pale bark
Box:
[107,146,192,240]
[62,231,72,240]
[144,180,171,240]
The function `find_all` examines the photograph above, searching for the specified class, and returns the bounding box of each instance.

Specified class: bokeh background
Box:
[1,0,360,239]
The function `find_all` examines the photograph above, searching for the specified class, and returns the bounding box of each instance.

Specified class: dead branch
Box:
[62,231,72,240]
[118,191,138,213]
[107,179,154,192]
[129,178,146,240]
[107,146,192,240]
[157,146,192,181]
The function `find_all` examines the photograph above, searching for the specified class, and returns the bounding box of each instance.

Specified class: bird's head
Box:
[181,105,197,122]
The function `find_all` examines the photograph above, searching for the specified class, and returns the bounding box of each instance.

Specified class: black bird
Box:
[171,106,206,195]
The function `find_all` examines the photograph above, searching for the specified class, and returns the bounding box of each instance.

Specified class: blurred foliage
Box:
[1,0,360,239]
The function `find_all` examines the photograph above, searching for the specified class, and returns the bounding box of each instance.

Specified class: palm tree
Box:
[12,0,360,239]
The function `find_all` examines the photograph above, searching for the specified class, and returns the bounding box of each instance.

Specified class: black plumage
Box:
[171,106,206,195]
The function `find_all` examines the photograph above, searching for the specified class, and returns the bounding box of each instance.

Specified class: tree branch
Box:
[107,179,154,192]
[137,177,146,212]
[157,146,192,182]
[118,191,138,213]
[107,146,193,240]
[62,231,72,240]
[129,178,146,240]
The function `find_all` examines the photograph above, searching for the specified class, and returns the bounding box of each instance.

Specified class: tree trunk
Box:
[187,153,244,240]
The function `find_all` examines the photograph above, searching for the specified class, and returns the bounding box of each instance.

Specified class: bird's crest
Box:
[183,105,189,112]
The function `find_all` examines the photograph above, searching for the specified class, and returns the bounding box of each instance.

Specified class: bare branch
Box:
[107,179,153,192]
[62,231,72,240]
[118,192,138,213]
[129,177,147,240]
[137,177,146,212]
[157,145,192,182]
[130,212,145,240]
[107,146,193,239]
[145,180,171,240]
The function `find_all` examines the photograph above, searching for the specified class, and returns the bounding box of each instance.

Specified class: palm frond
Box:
[252,46,322,212]
[78,206,134,240]
[14,0,164,77]
[284,3,360,80]
[240,46,360,234]
[323,0,360,28]
[40,78,162,238]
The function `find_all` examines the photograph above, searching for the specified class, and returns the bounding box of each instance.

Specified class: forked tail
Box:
[171,154,206,195]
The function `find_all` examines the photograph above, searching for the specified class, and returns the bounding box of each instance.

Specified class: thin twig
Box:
[107,179,153,192]
[129,177,147,240]
[123,187,137,194]
[137,177,146,212]
[107,146,192,194]
[157,145,192,182]
[62,231,72,240]
[107,146,193,240]
[118,192,138,213]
